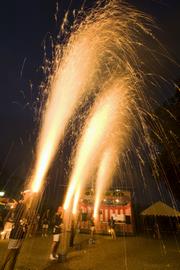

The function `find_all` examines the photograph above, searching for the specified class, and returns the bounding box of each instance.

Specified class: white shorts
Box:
[8,239,23,249]
[53,234,60,242]
[42,224,48,229]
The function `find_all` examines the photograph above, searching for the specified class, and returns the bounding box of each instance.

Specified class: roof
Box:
[141,201,180,217]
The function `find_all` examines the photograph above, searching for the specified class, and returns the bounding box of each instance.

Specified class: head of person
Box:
[20,189,32,203]
[57,206,63,216]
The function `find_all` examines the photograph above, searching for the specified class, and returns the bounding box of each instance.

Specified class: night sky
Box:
[0,0,180,198]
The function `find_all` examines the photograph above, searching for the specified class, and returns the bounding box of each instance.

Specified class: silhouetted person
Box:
[28,212,40,237]
[42,209,50,237]
[50,207,63,260]
[0,190,31,270]
[108,216,116,240]
[153,222,161,240]
[89,217,95,244]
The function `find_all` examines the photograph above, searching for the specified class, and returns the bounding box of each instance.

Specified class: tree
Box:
[153,84,180,200]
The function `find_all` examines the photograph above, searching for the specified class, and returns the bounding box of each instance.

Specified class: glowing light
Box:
[93,205,98,219]
[72,187,80,215]
[28,1,169,244]
[94,147,118,219]
[0,191,5,197]
[30,11,113,192]
[31,0,148,193]
[64,180,77,210]
[92,79,132,219]
[64,80,130,211]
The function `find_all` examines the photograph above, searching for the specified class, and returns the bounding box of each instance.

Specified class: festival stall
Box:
[141,201,180,234]
[78,189,134,235]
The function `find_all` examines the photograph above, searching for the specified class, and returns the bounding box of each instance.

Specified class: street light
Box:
[0,191,5,197]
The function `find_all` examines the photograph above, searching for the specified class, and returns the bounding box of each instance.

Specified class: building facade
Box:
[78,189,134,235]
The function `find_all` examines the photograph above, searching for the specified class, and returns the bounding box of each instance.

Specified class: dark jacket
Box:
[52,213,62,234]
[10,202,28,239]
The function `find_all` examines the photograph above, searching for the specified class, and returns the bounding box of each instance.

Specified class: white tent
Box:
[141,201,180,217]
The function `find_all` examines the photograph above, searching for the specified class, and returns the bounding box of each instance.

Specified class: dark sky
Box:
[0,0,180,196]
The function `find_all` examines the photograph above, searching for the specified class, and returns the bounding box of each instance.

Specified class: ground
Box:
[0,233,180,270]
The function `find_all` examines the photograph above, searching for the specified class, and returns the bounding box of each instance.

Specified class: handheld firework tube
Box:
[59,207,72,261]
[20,189,40,237]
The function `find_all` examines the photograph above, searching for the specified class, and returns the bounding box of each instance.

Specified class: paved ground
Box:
[0,233,180,270]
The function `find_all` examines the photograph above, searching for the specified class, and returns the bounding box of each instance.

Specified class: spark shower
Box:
[28,0,175,227]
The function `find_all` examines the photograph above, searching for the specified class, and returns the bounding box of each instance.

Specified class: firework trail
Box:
[27,0,177,230]
[62,0,157,215]
[64,77,134,211]
[30,0,158,193]
[63,0,178,225]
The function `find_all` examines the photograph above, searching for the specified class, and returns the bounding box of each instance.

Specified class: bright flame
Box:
[27,1,170,242]
[93,147,118,219]
[64,79,132,211]
[93,86,132,218]
[30,0,152,192]
[30,16,111,192]
[31,141,52,192]
[72,187,81,215]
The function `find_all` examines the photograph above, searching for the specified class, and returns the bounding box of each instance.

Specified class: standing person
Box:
[108,216,116,240]
[153,222,161,240]
[89,216,95,244]
[50,207,63,260]
[42,209,50,237]
[0,190,32,270]
[1,209,14,240]
[28,212,40,238]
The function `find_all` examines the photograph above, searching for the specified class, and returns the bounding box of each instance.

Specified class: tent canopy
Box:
[141,201,180,217]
